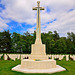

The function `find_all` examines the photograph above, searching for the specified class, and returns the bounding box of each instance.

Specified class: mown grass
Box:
[0,59,75,75]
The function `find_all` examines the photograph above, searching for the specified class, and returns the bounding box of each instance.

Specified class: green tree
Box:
[66,32,75,54]
[11,32,20,53]
[53,37,67,54]
[53,31,60,41]
[0,30,11,53]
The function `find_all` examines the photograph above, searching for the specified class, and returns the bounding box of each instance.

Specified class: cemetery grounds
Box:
[0,58,75,75]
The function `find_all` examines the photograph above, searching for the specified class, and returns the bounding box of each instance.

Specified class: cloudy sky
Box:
[0,0,75,37]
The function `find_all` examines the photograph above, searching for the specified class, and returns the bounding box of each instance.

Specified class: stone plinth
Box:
[21,59,56,69]
[29,44,48,60]
[31,44,46,55]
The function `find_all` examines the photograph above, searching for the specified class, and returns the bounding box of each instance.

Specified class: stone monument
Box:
[29,1,48,60]
[12,1,66,73]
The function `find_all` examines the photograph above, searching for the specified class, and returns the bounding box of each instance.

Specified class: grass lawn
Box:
[0,59,75,75]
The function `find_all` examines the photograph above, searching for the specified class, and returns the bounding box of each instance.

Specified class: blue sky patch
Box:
[6,20,34,34]
[46,7,51,13]
[0,4,5,12]
[68,9,74,12]
[0,4,5,9]
[46,18,57,24]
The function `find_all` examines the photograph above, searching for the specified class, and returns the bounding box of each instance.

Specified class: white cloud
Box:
[27,27,35,33]
[0,0,37,24]
[0,0,75,36]
[0,18,9,31]
[41,10,75,37]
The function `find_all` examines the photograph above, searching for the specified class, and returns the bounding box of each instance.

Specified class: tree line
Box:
[0,30,75,54]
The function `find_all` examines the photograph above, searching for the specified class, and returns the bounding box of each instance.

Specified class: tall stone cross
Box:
[33,1,45,44]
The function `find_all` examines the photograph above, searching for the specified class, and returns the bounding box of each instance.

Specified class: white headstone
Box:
[4,54,8,60]
[66,55,69,61]
[73,55,75,61]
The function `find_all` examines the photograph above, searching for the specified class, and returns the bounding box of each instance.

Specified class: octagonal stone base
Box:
[12,59,66,73]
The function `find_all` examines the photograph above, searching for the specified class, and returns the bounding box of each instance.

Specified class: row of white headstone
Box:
[47,55,75,61]
[48,55,65,60]
[2,54,75,61]
[4,54,30,61]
